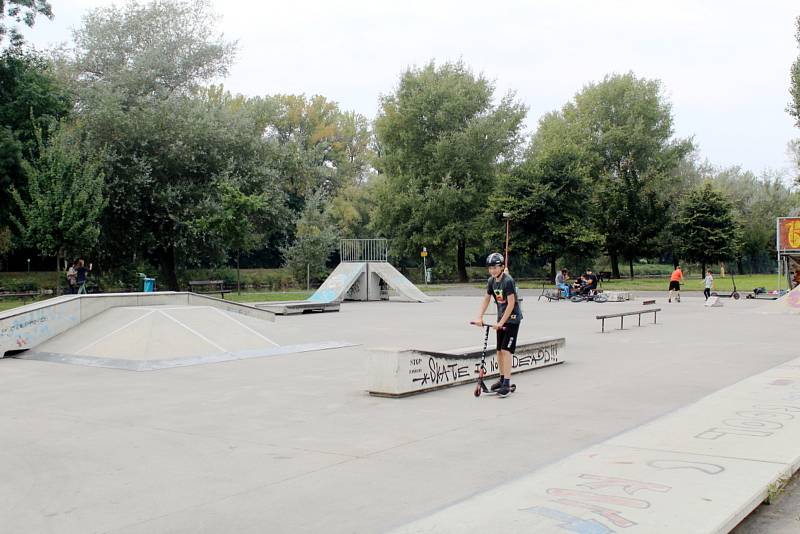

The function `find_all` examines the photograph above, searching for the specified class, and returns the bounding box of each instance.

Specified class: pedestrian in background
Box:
[668,264,684,303]
[703,270,714,300]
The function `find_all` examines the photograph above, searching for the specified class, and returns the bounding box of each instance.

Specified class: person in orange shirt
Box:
[668,264,684,303]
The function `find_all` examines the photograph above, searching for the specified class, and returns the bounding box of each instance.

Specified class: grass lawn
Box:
[0,296,54,312]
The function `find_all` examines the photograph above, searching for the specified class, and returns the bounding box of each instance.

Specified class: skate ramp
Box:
[308,261,434,303]
[308,262,366,303]
[770,284,800,314]
[367,262,435,302]
[15,304,355,370]
[0,292,276,358]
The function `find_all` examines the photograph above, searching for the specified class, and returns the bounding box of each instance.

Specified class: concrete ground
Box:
[0,290,797,533]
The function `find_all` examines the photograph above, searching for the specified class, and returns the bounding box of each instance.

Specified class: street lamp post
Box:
[502,212,511,272]
[27,258,30,272]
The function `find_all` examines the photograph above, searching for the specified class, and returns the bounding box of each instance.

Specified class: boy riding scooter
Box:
[472,253,523,398]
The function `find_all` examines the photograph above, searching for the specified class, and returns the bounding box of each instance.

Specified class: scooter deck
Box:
[474,383,517,397]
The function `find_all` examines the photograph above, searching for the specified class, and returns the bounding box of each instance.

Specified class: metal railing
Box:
[340,239,389,263]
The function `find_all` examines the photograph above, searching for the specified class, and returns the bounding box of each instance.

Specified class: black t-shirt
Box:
[585,274,598,289]
[77,267,90,284]
[486,273,523,324]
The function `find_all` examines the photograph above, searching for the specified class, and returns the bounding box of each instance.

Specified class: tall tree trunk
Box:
[629,258,634,279]
[550,255,557,283]
[610,252,620,279]
[701,262,706,277]
[457,240,467,283]
[162,244,179,291]
[736,257,744,275]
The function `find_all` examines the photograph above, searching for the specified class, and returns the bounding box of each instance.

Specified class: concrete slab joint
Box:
[368,337,565,397]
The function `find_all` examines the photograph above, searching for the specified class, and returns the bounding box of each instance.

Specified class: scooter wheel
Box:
[474,388,481,397]
[510,384,517,392]
[733,292,740,300]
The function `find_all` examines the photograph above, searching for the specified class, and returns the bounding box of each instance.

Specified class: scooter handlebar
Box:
[470,321,505,330]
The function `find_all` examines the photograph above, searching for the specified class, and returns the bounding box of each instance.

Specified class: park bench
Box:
[188,280,230,299]
[598,271,613,283]
[596,307,661,333]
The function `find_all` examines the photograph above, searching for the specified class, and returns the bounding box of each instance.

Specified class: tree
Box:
[788,15,800,128]
[67,1,292,289]
[560,72,693,277]
[282,189,338,286]
[673,183,740,274]
[0,47,72,227]
[790,139,800,185]
[496,111,603,280]
[1,0,53,47]
[373,60,526,281]
[10,124,105,293]
[712,166,799,272]
[252,94,373,210]
[72,0,234,99]
[190,173,285,292]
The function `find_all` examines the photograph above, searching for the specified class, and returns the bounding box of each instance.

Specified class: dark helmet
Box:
[486,252,504,267]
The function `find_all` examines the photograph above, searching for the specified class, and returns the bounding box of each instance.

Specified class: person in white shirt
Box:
[703,270,714,300]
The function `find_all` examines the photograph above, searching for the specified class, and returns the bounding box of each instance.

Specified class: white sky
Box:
[17,0,800,177]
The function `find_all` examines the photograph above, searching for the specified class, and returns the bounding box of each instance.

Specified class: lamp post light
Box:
[27,258,30,272]
[502,212,511,272]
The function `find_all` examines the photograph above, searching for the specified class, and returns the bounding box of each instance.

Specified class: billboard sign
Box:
[778,217,800,253]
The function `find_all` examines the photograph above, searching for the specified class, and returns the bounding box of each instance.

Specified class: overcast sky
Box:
[17,0,800,177]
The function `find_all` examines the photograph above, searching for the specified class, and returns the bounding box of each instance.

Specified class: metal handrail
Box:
[340,239,389,262]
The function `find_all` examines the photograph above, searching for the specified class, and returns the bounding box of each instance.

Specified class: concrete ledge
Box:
[368,337,565,397]
[390,357,800,533]
[0,292,274,357]
[255,300,340,315]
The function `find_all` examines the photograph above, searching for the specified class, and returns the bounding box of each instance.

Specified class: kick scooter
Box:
[470,321,516,397]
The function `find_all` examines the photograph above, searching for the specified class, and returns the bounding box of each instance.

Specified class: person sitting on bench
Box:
[555,268,571,298]
[580,269,599,296]
[573,275,587,295]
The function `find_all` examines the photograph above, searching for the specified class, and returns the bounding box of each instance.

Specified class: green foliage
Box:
[72,0,234,99]
[372,60,526,281]
[0,47,72,225]
[711,167,800,270]
[0,0,53,47]
[496,112,603,274]
[0,225,12,258]
[556,72,693,277]
[10,123,105,260]
[673,182,740,267]
[789,16,800,128]
[327,183,374,239]
[251,94,374,209]
[282,189,339,285]
[67,2,293,289]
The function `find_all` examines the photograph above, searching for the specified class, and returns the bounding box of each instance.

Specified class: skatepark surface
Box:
[0,291,797,533]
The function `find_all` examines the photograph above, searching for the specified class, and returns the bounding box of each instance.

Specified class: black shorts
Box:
[669,281,680,291]
[496,322,520,354]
